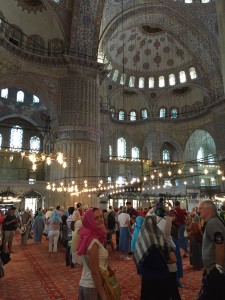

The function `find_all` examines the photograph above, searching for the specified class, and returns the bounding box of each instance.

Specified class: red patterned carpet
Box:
[1,232,201,300]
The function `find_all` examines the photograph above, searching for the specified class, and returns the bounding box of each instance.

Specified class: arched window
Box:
[159,76,165,88]
[162,149,170,162]
[10,125,23,151]
[149,77,154,88]
[129,76,135,87]
[33,95,39,103]
[112,70,119,81]
[120,73,126,85]
[1,88,8,99]
[184,0,192,3]
[130,111,137,121]
[189,67,197,79]
[171,108,178,119]
[141,109,148,119]
[109,145,112,158]
[139,77,145,88]
[119,111,125,121]
[117,138,126,159]
[30,136,40,153]
[159,108,166,118]
[169,74,176,86]
[0,133,2,150]
[132,147,139,160]
[179,71,186,83]
[17,91,24,102]
[201,0,210,3]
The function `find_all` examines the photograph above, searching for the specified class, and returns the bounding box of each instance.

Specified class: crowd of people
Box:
[0,199,225,299]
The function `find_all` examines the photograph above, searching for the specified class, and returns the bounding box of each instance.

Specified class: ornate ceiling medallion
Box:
[16,0,46,13]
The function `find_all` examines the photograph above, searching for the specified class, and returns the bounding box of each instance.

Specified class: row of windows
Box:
[108,67,197,89]
[0,126,41,152]
[111,139,215,164]
[181,0,211,3]
[110,138,171,162]
[113,107,187,121]
[0,88,39,103]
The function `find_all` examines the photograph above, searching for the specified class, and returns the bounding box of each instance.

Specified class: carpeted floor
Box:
[1,232,202,300]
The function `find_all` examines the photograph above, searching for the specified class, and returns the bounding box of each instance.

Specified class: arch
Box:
[143,130,184,161]
[0,75,58,127]
[26,34,45,55]
[184,130,216,162]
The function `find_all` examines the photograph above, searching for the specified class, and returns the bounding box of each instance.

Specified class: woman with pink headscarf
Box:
[77,208,108,300]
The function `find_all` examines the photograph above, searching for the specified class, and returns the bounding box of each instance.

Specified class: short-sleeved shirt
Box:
[175,206,187,225]
[202,217,225,272]
[4,214,17,231]
[118,212,130,227]
[79,239,108,288]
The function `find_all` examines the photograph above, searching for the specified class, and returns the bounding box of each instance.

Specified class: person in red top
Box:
[175,201,188,257]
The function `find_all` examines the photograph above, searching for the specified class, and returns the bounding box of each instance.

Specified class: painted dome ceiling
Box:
[104,26,193,75]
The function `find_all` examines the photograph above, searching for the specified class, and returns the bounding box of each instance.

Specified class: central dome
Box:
[103,25,193,76]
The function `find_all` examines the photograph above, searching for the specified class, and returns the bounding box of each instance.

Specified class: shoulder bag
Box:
[101,266,121,300]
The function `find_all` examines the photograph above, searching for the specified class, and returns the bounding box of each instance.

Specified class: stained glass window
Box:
[171,108,178,118]
[119,111,125,121]
[139,77,145,88]
[169,74,176,86]
[130,111,136,121]
[197,147,204,162]
[189,67,197,79]
[141,109,148,119]
[162,150,170,162]
[149,77,154,88]
[132,147,139,160]
[109,145,112,158]
[129,76,135,87]
[120,74,126,85]
[17,91,24,102]
[10,125,23,151]
[117,138,126,159]
[179,71,186,83]
[30,136,40,153]
[160,108,166,118]
[159,76,165,88]
[1,88,8,99]
[112,70,119,81]
[33,95,40,103]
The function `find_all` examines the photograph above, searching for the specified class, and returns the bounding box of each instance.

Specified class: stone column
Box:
[49,66,101,208]
[216,0,225,93]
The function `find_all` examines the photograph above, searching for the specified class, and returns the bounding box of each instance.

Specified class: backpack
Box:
[107,212,116,230]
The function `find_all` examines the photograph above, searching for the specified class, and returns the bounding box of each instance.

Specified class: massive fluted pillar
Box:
[49,66,101,208]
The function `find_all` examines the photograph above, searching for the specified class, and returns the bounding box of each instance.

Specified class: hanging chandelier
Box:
[23,151,67,170]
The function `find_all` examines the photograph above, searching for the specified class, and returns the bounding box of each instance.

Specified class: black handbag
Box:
[0,249,11,265]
